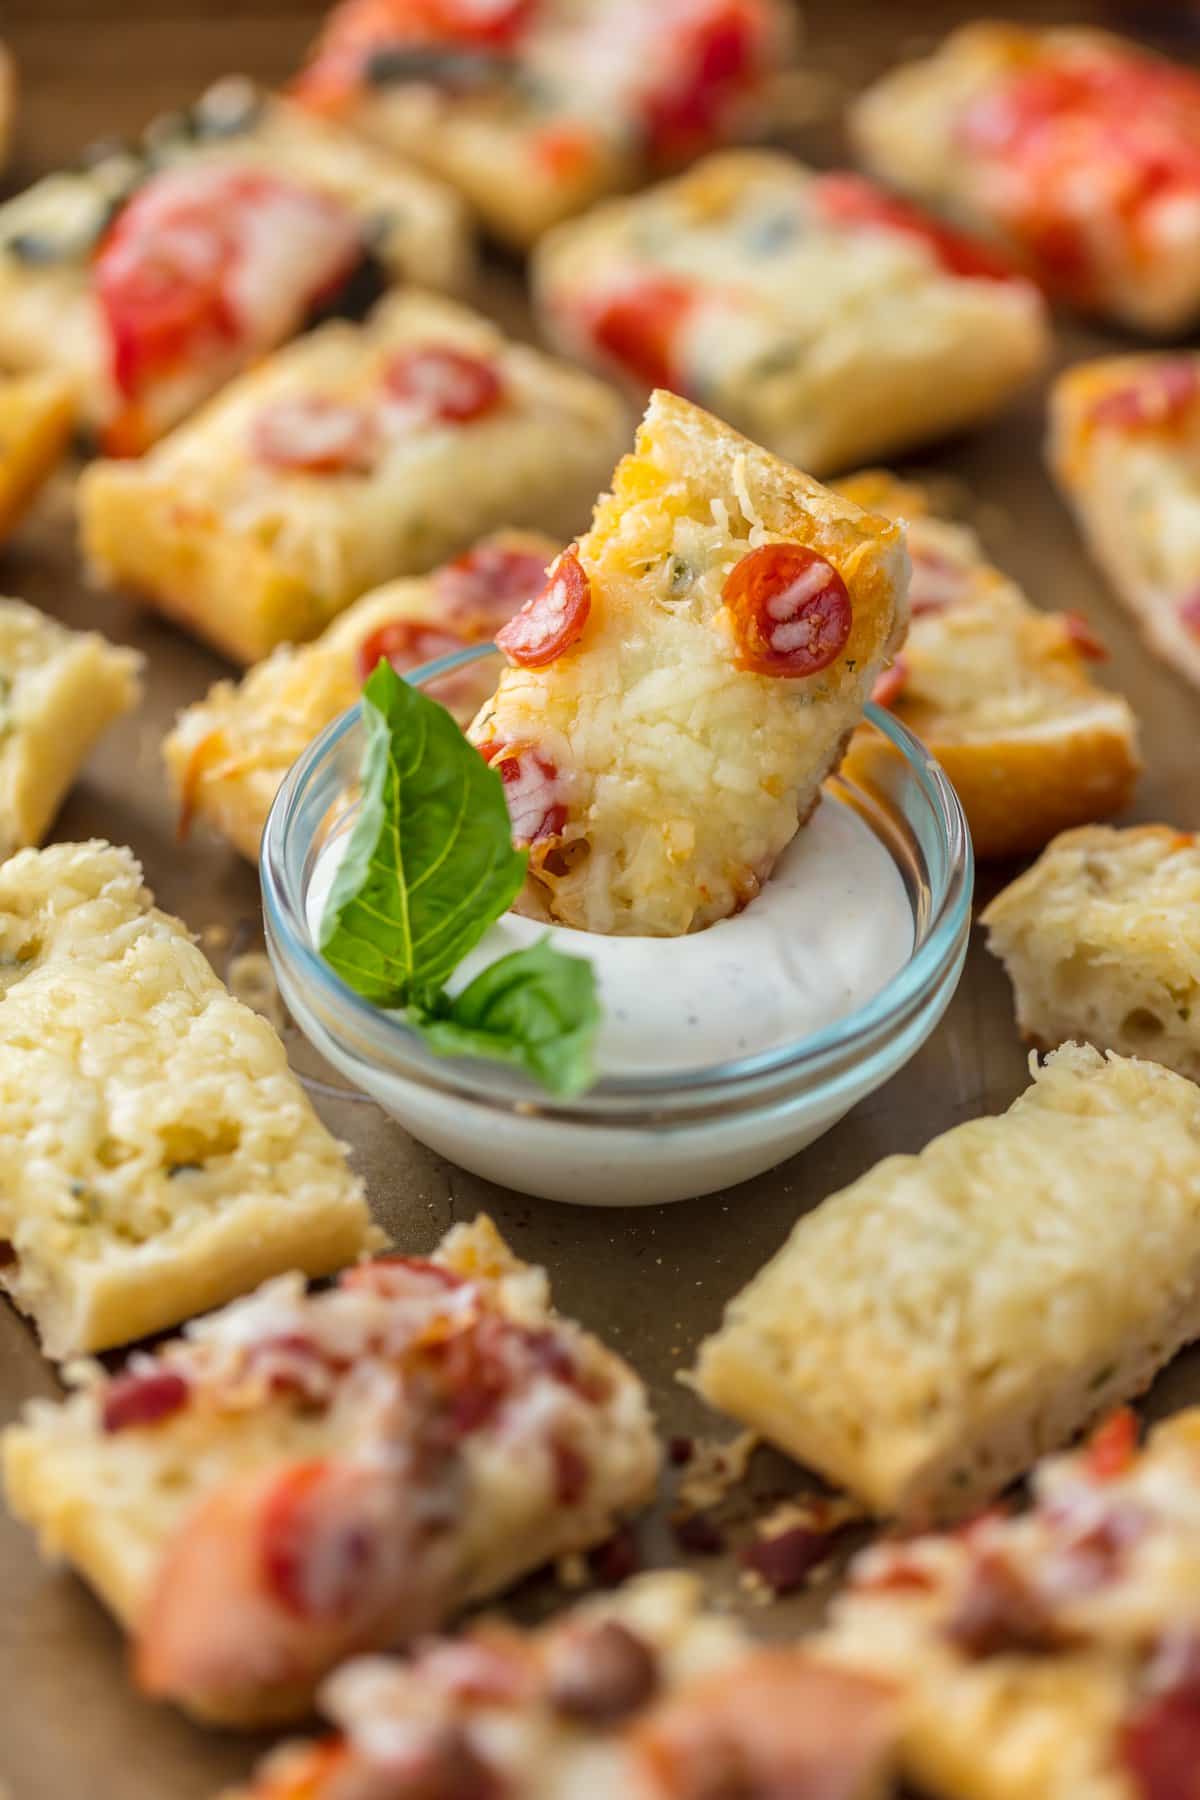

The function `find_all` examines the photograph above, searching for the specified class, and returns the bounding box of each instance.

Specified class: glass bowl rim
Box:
[261,641,974,1116]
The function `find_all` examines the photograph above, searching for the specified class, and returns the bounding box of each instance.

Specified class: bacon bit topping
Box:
[671,1510,726,1556]
[340,1254,466,1298]
[1062,611,1108,660]
[480,742,567,845]
[589,1523,643,1588]
[550,1437,591,1507]
[587,276,698,392]
[1089,361,1200,434]
[740,1522,842,1596]
[1037,1495,1148,1602]
[1118,1633,1200,1800]
[547,1620,660,1723]
[908,545,969,615]
[383,345,504,424]
[811,170,1023,283]
[723,542,852,678]
[355,619,470,686]
[638,0,770,162]
[495,550,591,669]
[1085,1408,1139,1481]
[101,1368,190,1434]
[434,542,551,631]
[1179,589,1200,639]
[871,656,908,709]
[365,1723,503,1799]
[250,394,380,475]
[943,1549,1062,1659]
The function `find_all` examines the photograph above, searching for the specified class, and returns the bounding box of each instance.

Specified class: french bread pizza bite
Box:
[79,292,627,665]
[533,152,1048,476]
[851,24,1200,334]
[293,0,794,249]
[983,826,1200,1085]
[837,471,1140,859]
[0,372,76,546]
[466,389,909,937]
[165,530,555,860]
[0,600,143,860]
[0,841,375,1358]
[694,1044,1200,1525]
[1049,354,1200,694]
[822,1407,1200,1800]
[227,1571,899,1799]
[2,1215,660,1727]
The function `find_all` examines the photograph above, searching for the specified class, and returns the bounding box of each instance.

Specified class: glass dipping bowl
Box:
[262,645,973,1206]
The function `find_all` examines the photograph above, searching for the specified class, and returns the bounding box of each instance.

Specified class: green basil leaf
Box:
[318,659,528,1004]
[407,937,600,1099]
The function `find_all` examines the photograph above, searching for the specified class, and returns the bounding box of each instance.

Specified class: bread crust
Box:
[0,371,75,546]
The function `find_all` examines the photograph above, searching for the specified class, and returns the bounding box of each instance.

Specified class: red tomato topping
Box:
[1085,1408,1139,1481]
[251,395,380,476]
[531,123,599,182]
[1089,361,1200,434]
[1179,590,1200,639]
[101,1369,190,1434]
[495,550,590,669]
[639,0,770,162]
[811,172,1023,284]
[723,542,853,678]
[435,541,551,630]
[259,1459,385,1622]
[480,741,567,844]
[293,0,533,108]
[383,345,504,424]
[871,656,908,709]
[1062,612,1108,661]
[1118,1634,1200,1800]
[355,619,470,686]
[587,276,698,392]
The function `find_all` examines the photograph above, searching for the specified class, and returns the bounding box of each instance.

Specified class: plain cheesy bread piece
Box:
[1048,354,1200,694]
[0,371,76,546]
[80,290,628,665]
[0,600,143,860]
[3,1216,660,1727]
[982,825,1200,1085]
[0,79,470,453]
[164,530,555,861]
[228,1572,898,1800]
[0,841,375,1359]
[836,471,1140,858]
[851,25,1200,334]
[693,1044,1200,1523]
[533,151,1048,476]
[466,388,909,937]
[292,0,794,249]
[822,1408,1200,1800]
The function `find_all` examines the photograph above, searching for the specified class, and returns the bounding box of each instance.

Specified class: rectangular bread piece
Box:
[1048,353,1200,692]
[0,371,75,545]
[80,290,629,663]
[533,151,1048,476]
[164,529,556,861]
[0,840,376,1358]
[822,1407,1200,1800]
[0,598,143,859]
[983,824,1200,1084]
[851,24,1200,333]
[228,1571,898,1799]
[467,387,909,936]
[3,1216,661,1727]
[693,1044,1200,1522]
[0,80,470,450]
[837,470,1140,859]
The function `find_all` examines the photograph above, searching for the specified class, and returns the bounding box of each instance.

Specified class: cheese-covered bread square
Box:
[533,152,1048,475]
[0,599,143,859]
[80,291,628,664]
[3,1216,660,1726]
[293,0,794,249]
[694,1044,1200,1523]
[0,840,376,1359]
[838,471,1140,859]
[852,25,1200,334]
[467,388,909,936]
[0,372,75,546]
[0,80,470,453]
[823,1407,1200,1800]
[230,1572,898,1799]
[1049,354,1200,693]
[983,825,1200,1085]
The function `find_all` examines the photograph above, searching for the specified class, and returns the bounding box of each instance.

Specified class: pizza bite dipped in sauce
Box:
[852,25,1200,333]
[467,390,909,937]
[2,1217,659,1726]
[293,0,794,248]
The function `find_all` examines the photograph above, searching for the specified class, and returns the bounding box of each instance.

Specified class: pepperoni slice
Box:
[1088,361,1200,433]
[495,550,591,669]
[723,542,852,678]
[1085,1408,1139,1481]
[639,0,768,162]
[383,346,504,424]
[355,619,470,686]
[812,172,1023,284]
[251,395,380,475]
[870,656,908,708]
[1062,612,1108,661]
[434,541,551,629]
[480,742,566,845]
[587,277,698,392]
[259,1459,387,1622]
[101,1369,190,1433]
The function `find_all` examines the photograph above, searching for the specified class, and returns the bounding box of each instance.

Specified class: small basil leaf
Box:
[407,937,600,1099]
[319,659,527,1005]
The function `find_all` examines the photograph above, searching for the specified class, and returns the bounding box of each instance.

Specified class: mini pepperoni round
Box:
[723,542,852,678]
[355,619,469,685]
[383,345,504,424]
[870,657,908,709]
[259,1459,387,1622]
[435,541,551,629]
[480,742,567,844]
[251,394,380,474]
[495,550,591,668]
[587,277,697,392]
[1089,359,1200,432]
